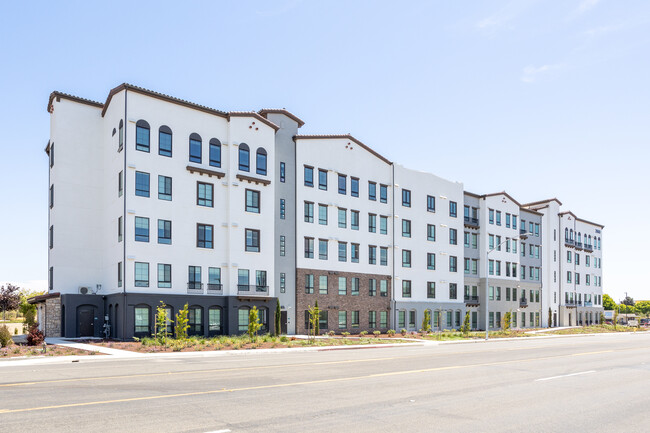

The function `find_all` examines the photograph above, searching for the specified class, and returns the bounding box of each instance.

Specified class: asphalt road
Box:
[1,333,649,432]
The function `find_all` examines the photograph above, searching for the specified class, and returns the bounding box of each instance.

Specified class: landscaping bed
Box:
[541,324,647,335]
[0,343,102,358]
[83,334,408,353]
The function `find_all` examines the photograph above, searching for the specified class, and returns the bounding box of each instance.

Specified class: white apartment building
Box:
[37,84,604,338]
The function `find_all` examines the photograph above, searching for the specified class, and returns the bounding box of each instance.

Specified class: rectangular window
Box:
[338,242,347,262]
[380,247,388,266]
[304,166,313,187]
[449,228,457,245]
[368,213,377,233]
[304,202,314,223]
[280,199,286,219]
[427,195,435,212]
[319,275,328,294]
[380,216,388,234]
[380,184,388,203]
[135,217,149,242]
[489,260,494,275]
[197,182,214,207]
[449,256,458,272]
[506,213,511,228]
[351,177,359,197]
[472,233,478,248]
[280,235,286,256]
[209,142,221,167]
[410,311,417,329]
[368,182,377,201]
[427,253,435,270]
[318,169,327,190]
[427,224,436,241]
[351,211,359,230]
[496,211,501,226]
[398,311,406,329]
[464,232,470,248]
[319,239,328,260]
[369,279,377,296]
[338,311,347,329]
[402,250,411,268]
[209,267,221,288]
[158,219,171,244]
[117,262,122,288]
[427,282,436,299]
[189,137,201,163]
[369,311,376,328]
[464,258,470,274]
[245,189,260,213]
[351,278,360,296]
[197,224,213,248]
[237,269,249,288]
[49,184,54,208]
[449,283,458,300]
[319,204,328,225]
[338,277,347,295]
[472,259,478,275]
[279,162,286,183]
[512,215,517,229]
[135,171,150,197]
[496,286,501,301]
[489,286,494,301]
[535,223,540,236]
[280,272,286,293]
[402,219,411,237]
[489,209,494,224]
[136,124,150,152]
[338,174,347,194]
[368,246,377,264]
[402,280,412,298]
[134,307,149,334]
[449,201,457,217]
[489,234,495,250]
[245,229,260,252]
[135,262,149,287]
[338,208,347,228]
[158,175,172,201]
[305,238,314,259]
[158,264,172,288]
[351,311,360,328]
[118,216,123,242]
[402,189,411,207]
[380,311,388,328]
[188,266,202,289]
[305,274,314,293]
[380,280,388,297]
[351,243,359,263]
[118,171,123,197]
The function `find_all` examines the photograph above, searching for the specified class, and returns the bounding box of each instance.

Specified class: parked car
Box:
[640,318,650,327]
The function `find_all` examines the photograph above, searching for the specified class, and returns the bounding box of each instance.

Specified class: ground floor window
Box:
[319,310,328,330]
[338,311,347,329]
[209,307,221,333]
[512,312,517,327]
[135,306,149,334]
[380,311,387,328]
[351,311,359,328]
[471,311,477,329]
[398,310,405,329]
[238,308,249,332]
[189,306,202,335]
[530,312,534,327]
[489,312,495,328]
[455,310,461,328]
[408,310,416,329]
[433,310,440,328]
[447,311,453,328]
[369,311,376,328]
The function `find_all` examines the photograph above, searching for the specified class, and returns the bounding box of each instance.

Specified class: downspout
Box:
[293,137,298,335]
[391,163,396,330]
[122,89,128,341]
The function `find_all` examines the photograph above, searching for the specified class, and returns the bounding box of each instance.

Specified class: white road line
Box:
[205,430,231,433]
[535,370,596,382]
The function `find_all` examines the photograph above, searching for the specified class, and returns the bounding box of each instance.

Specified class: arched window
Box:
[256,148,267,175]
[188,305,203,336]
[598,237,601,249]
[135,120,150,152]
[570,229,573,241]
[578,233,581,244]
[208,306,222,336]
[238,307,250,333]
[209,138,221,167]
[159,125,172,157]
[239,143,250,172]
[189,133,202,163]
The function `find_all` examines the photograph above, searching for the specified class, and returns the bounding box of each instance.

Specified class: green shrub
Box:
[26,323,44,346]
[373,330,381,337]
[248,306,263,342]
[422,310,432,333]
[387,329,396,337]
[280,336,289,342]
[328,330,335,337]
[401,328,407,336]
[0,325,12,348]
[461,312,470,335]
[175,304,189,340]
[14,327,18,335]
[342,331,350,337]
[359,331,368,336]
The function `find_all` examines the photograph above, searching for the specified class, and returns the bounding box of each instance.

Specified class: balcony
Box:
[464,295,480,306]
[238,284,269,296]
[564,299,577,308]
[187,282,203,294]
[519,298,528,308]
[520,229,527,235]
[565,238,575,247]
[584,244,594,252]
[575,242,583,250]
[207,283,223,295]
[464,216,479,228]
[584,301,593,307]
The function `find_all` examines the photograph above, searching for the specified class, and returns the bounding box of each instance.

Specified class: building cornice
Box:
[293,134,391,165]
[258,109,305,128]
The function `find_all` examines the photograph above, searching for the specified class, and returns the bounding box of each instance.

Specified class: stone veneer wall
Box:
[296,268,392,335]
[45,297,62,337]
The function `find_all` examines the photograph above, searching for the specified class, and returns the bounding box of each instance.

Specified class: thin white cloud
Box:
[521,64,563,83]
[582,24,618,38]
[578,0,600,14]
[475,0,539,34]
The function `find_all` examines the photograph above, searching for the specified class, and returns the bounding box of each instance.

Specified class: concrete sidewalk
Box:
[45,338,145,357]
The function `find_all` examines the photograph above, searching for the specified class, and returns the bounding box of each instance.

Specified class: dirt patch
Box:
[0,344,103,358]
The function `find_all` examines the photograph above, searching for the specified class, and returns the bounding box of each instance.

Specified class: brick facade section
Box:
[296,268,392,335]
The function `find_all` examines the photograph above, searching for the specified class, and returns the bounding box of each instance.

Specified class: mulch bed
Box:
[0,344,103,358]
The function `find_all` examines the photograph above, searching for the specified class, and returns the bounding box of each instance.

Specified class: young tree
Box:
[461,311,470,335]
[248,306,263,342]
[548,308,553,328]
[274,299,281,336]
[155,301,169,344]
[175,304,189,340]
[421,309,431,334]
[502,311,512,331]
[314,300,320,336]
[0,284,21,321]
[307,304,320,342]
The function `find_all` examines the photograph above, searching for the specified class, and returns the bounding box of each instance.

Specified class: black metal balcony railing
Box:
[237,284,269,296]
[187,282,203,293]
[207,283,223,294]
[519,298,528,308]
[520,229,527,235]
[575,242,583,249]
[464,295,480,304]
[565,238,575,246]
[565,299,577,307]
[464,216,479,227]
[584,244,594,252]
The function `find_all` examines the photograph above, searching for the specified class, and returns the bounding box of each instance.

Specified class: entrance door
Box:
[78,306,95,337]
[280,311,288,334]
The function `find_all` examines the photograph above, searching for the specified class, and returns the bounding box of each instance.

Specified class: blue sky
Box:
[0,0,648,302]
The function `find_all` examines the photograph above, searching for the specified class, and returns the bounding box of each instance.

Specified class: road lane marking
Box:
[0,349,630,414]
[535,370,596,381]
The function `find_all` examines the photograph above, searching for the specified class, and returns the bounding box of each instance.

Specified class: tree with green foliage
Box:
[613,310,619,329]
[461,311,470,335]
[548,308,553,328]
[307,304,320,342]
[175,304,189,340]
[274,299,281,336]
[421,309,431,334]
[155,301,169,344]
[602,294,616,311]
[0,284,21,321]
[502,311,512,331]
[634,301,650,317]
[314,300,320,336]
[248,306,263,342]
